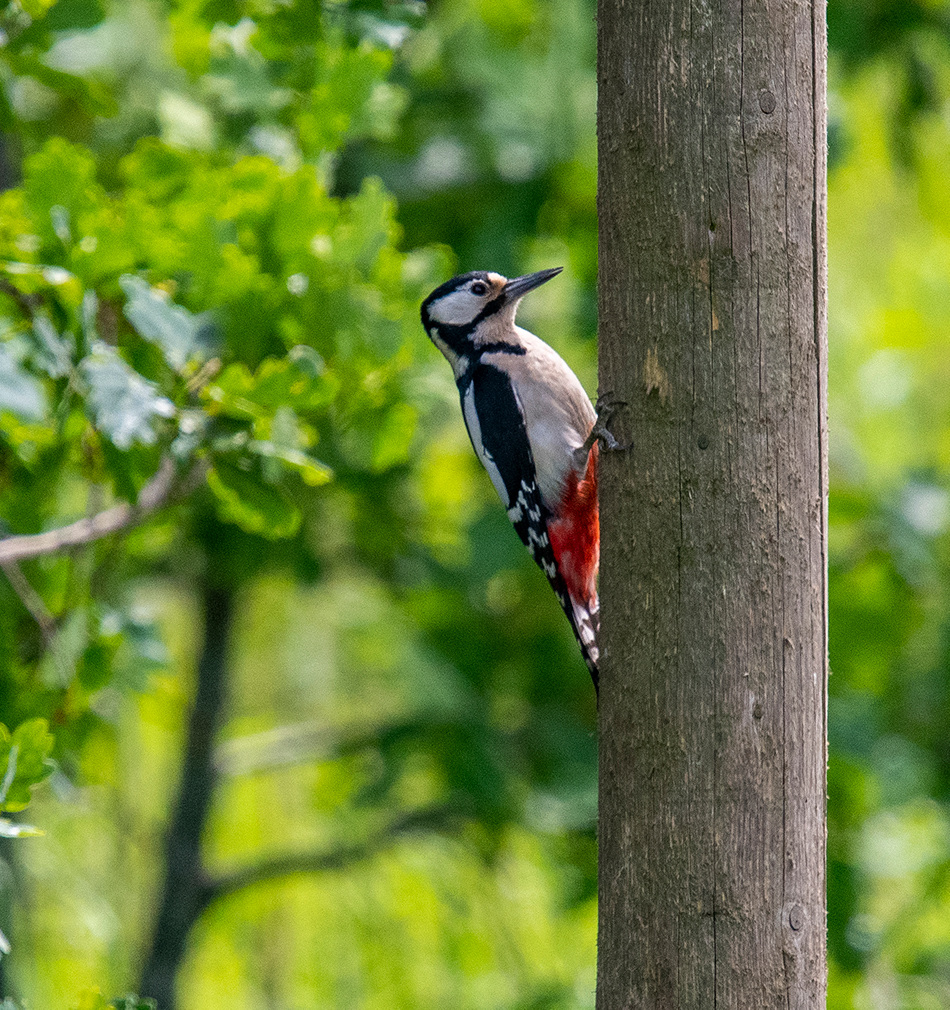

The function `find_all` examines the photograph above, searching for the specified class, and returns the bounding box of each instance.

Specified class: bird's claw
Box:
[592,393,632,453]
[575,394,631,469]
[597,426,624,452]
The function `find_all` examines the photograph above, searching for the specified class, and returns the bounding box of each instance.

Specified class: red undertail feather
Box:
[547,443,600,682]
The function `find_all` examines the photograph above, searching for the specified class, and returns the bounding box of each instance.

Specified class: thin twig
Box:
[0,278,41,317]
[185,357,222,394]
[213,718,433,777]
[197,805,458,911]
[0,458,207,564]
[0,560,55,644]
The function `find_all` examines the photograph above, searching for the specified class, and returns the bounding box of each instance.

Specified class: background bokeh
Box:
[0,0,947,1007]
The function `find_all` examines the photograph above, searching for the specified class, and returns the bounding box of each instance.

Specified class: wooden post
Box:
[596,1,828,1006]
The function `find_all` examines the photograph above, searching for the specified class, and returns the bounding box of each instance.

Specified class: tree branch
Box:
[197,805,458,912]
[0,560,55,643]
[213,718,435,777]
[0,279,39,317]
[0,458,206,564]
[139,581,234,1010]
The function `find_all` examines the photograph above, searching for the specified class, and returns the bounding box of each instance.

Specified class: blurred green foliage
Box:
[0,0,596,1006]
[0,0,948,1007]
[826,57,950,1006]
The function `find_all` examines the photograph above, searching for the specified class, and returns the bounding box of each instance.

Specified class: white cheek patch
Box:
[428,289,485,326]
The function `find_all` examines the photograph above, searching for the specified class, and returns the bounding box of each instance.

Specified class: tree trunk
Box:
[0,136,20,192]
[596,1,827,1007]
[139,582,235,1010]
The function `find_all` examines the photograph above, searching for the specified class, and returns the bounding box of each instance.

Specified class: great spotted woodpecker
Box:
[421,267,601,690]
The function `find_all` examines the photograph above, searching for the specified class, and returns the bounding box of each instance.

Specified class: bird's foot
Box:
[591,392,632,452]
[574,392,631,469]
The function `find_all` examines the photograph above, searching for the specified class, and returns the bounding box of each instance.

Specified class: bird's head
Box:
[420,267,562,334]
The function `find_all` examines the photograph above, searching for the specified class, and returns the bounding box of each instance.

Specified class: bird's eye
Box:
[471,282,488,296]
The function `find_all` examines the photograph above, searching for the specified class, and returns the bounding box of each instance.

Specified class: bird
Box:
[421,267,602,690]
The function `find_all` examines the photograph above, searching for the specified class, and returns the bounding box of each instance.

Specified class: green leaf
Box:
[0,261,84,308]
[42,0,106,31]
[29,314,72,379]
[170,409,209,462]
[206,352,338,419]
[287,344,325,378]
[0,719,55,812]
[245,405,332,485]
[0,343,46,421]
[250,440,333,486]
[22,140,102,244]
[110,997,157,1010]
[17,0,58,18]
[4,54,118,119]
[0,818,42,838]
[0,747,18,808]
[80,343,175,449]
[73,992,108,1010]
[10,720,54,787]
[207,461,301,538]
[119,275,212,370]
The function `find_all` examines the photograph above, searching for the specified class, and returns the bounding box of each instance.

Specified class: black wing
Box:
[464,363,598,684]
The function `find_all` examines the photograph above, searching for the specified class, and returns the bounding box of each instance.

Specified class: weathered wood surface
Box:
[596,1,828,1006]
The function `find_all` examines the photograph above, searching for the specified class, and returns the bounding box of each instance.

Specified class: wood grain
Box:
[596,1,828,1005]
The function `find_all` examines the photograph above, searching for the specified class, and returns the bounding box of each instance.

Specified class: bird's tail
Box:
[562,594,599,693]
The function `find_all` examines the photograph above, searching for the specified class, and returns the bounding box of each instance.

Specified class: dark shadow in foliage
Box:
[829,0,950,164]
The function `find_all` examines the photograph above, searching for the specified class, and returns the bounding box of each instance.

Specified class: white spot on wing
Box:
[527,527,547,549]
[518,482,542,522]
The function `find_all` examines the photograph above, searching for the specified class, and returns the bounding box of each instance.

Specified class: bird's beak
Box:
[503,267,563,302]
